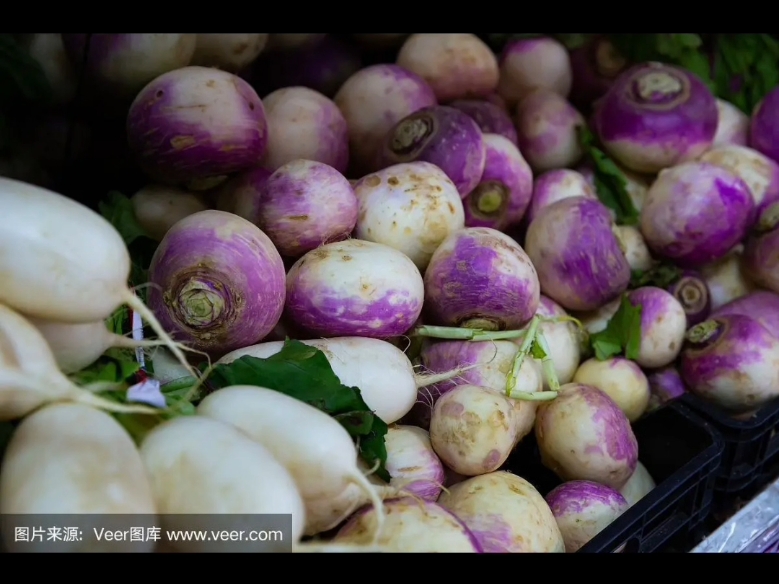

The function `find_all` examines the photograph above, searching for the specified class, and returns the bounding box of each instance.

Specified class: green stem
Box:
[413,325,529,342]
[508,390,559,401]
[535,330,560,392]
[505,317,540,396]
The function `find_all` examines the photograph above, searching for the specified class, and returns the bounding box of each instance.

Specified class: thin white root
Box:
[414,364,478,388]
[348,470,386,546]
[111,335,170,350]
[72,387,162,415]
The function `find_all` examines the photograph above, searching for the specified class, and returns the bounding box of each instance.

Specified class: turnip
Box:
[497,36,572,108]
[749,86,779,164]
[515,89,585,172]
[126,66,268,190]
[260,87,349,174]
[614,225,653,272]
[526,169,598,225]
[255,159,357,258]
[569,36,627,108]
[190,34,268,71]
[213,167,272,218]
[376,105,486,197]
[700,246,757,309]
[352,161,465,270]
[713,99,749,147]
[713,291,779,339]
[196,386,387,540]
[627,286,687,369]
[0,177,194,378]
[285,240,424,339]
[449,99,518,146]
[593,62,718,173]
[531,295,584,387]
[639,162,754,268]
[24,34,77,105]
[62,33,197,99]
[525,198,631,311]
[646,366,687,413]
[396,34,499,102]
[743,202,779,293]
[461,134,533,230]
[334,64,437,175]
[334,497,482,552]
[619,461,656,507]
[130,184,209,242]
[138,415,306,552]
[573,357,650,422]
[535,383,638,489]
[681,314,779,412]
[438,471,566,553]
[148,210,285,355]
[667,270,711,326]
[424,227,540,330]
[545,480,629,552]
[381,425,445,501]
[0,403,157,552]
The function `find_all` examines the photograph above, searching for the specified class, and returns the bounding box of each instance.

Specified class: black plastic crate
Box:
[677,393,779,496]
[502,401,723,553]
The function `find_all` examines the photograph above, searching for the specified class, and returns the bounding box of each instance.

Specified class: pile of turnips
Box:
[1,33,778,554]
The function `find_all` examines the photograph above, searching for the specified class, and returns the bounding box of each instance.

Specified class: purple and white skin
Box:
[713,291,779,339]
[536,383,639,489]
[515,89,585,172]
[285,239,424,338]
[384,426,446,502]
[572,357,650,422]
[126,67,268,190]
[424,227,540,330]
[546,480,629,552]
[448,99,519,146]
[147,210,286,356]
[639,162,755,268]
[461,134,533,230]
[568,36,628,109]
[749,86,779,165]
[334,64,437,176]
[713,99,749,147]
[700,246,757,310]
[667,271,711,327]
[699,144,779,217]
[334,497,483,553]
[614,225,653,272]
[62,34,197,99]
[376,105,486,197]
[526,169,598,225]
[743,202,779,293]
[130,184,209,242]
[254,159,358,258]
[524,198,631,312]
[627,286,687,369]
[259,87,349,174]
[212,167,272,219]
[352,161,465,271]
[593,62,718,173]
[646,366,687,413]
[497,36,572,108]
[438,471,566,553]
[532,296,583,387]
[681,313,779,412]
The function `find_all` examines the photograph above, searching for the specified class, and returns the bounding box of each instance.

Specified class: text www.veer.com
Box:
[166,530,283,542]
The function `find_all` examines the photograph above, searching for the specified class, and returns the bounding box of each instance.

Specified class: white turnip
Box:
[619,461,656,507]
[191,34,268,71]
[700,246,757,309]
[713,99,749,147]
[614,225,653,272]
[573,357,650,422]
[131,184,209,241]
[497,37,572,107]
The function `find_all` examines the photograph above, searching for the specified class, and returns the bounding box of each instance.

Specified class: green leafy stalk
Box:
[630,262,684,289]
[589,295,643,361]
[505,316,539,396]
[711,34,779,114]
[413,324,529,342]
[607,34,712,87]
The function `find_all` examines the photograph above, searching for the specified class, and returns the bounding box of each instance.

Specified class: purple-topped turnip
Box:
[461,134,533,229]
[681,314,779,412]
[260,87,349,174]
[646,367,687,413]
[627,286,687,369]
[497,36,572,108]
[573,357,650,422]
[190,34,268,72]
[449,99,518,146]
[713,291,779,339]
[424,227,540,330]
[126,66,268,190]
[148,210,286,355]
[353,161,464,270]
[24,34,77,106]
[285,239,424,338]
[212,167,272,219]
[376,105,486,197]
[569,36,628,108]
[384,426,446,502]
[525,198,631,311]
[743,202,779,293]
[614,225,653,272]
[253,159,358,258]
[527,169,598,225]
[713,99,749,147]
[515,89,585,172]
[667,271,711,326]
[639,162,754,267]
[593,62,718,173]
[335,64,437,175]
[749,86,779,164]
[130,185,209,241]
[396,34,498,102]
[546,480,629,552]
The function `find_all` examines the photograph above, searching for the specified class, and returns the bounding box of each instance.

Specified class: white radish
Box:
[619,461,656,507]
[0,177,196,377]
[139,415,306,552]
[130,184,209,241]
[0,303,159,420]
[196,386,386,540]
[0,403,157,552]
[573,357,650,422]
